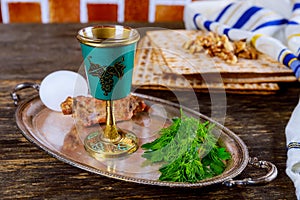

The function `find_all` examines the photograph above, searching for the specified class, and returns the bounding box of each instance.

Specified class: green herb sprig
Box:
[142,112,231,183]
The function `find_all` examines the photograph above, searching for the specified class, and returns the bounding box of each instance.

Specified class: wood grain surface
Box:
[1,23,300,200]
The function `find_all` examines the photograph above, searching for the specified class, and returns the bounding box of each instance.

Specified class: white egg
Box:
[39,70,88,112]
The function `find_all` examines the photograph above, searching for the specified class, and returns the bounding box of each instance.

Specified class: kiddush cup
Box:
[77,25,140,159]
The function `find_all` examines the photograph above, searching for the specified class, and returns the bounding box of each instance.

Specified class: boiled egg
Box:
[39,70,88,112]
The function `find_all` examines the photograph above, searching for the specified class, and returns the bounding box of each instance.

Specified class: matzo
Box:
[132,36,280,94]
[146,36,296,83]
[146,30,294,77]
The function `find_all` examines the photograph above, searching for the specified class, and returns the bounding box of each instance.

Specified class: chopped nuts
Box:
[182,32,258,64]
[60,96,73,115]
[234,40,246,53]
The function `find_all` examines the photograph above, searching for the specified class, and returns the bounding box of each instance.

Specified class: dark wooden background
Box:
[1,23,299,199]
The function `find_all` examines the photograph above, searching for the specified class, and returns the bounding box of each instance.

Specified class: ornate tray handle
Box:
[10,82,40,106]
[223,157,278,187]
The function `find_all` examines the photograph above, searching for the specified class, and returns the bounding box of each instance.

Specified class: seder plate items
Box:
[11,82,277,187]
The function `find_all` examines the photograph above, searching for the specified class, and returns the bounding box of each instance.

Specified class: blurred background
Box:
[0,0,202,24]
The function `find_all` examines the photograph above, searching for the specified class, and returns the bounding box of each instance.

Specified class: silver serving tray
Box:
[12,83,277,187]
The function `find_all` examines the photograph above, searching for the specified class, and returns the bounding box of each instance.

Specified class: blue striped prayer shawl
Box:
[192,0,300,78]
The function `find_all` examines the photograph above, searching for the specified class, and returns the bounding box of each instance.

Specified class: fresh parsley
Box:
[142,113,231,183]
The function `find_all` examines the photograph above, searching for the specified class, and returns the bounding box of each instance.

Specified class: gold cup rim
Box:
[77,25,140,47]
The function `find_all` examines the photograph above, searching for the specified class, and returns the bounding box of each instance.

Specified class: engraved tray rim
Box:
[14,93,249,187]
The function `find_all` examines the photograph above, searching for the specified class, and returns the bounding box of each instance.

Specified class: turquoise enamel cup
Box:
[77,25,140,100]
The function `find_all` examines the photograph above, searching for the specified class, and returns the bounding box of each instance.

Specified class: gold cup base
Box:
[84,129,138,159]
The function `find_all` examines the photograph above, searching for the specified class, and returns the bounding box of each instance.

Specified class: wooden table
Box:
[1,23,299,199]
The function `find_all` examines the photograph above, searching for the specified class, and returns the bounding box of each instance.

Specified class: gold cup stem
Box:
[101,100,121,143]
[84,99,139,159]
